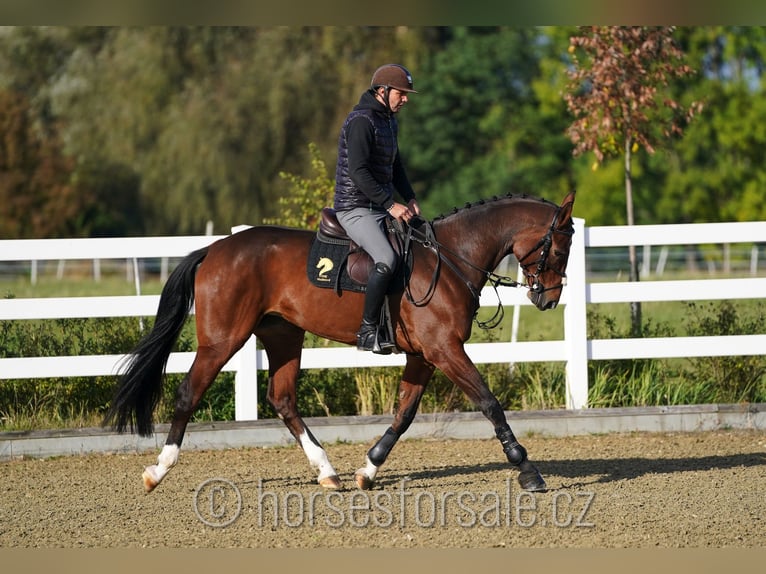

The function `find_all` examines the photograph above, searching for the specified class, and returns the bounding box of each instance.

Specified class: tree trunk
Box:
[625,139,642,337]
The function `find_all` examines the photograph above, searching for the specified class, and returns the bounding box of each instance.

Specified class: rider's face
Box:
[377,87,409,112]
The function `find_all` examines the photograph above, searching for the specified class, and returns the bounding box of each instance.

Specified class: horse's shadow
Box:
[371,451,766,490]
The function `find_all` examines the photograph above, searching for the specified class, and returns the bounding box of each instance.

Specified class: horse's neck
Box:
[435,199,551,275]
[434,208,518,278]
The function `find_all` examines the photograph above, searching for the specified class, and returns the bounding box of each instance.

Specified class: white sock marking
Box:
[361,455,379,481]
[298,431,337,480]
[145,444,180,485]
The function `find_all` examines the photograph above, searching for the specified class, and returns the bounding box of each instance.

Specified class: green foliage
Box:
[0,314,226,429]
[400,27,574,216]
[1,26,433,236]
[265,142,334,229]
[489,362,566,411]
[682,301,766,403]
[586,308,679,406]
[354,368,400,416]
[0,317,146,429]
[659,81,766,223]
[4,27,766,236]
[256,367,359,419]
[586,302,766,407]
[587,360,706,408]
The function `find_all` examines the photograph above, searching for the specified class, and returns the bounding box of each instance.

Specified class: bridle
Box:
[398,204,573,329]
[515,204,572,296]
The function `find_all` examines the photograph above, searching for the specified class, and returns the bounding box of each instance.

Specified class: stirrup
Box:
[375,333,396,355]
[356,325,394,355]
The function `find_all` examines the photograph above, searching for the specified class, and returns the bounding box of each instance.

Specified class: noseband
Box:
[515,206,573,296]
[399,204,573,329]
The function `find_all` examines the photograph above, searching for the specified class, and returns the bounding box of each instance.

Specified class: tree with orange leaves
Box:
[565,26,703,336]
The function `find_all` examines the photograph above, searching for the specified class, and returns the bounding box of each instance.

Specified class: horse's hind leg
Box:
[142,346,234,492]
[355,354,434,489]
[259,318,341,489]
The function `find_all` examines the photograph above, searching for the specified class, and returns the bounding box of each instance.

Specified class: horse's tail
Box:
[103,246,209,436]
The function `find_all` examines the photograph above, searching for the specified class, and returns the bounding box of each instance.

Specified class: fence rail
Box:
[1,218,765,419]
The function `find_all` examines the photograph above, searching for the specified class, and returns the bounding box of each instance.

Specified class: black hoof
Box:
[518,468,547,492]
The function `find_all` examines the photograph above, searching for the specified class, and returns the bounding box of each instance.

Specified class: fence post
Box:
[228,224,261,421]
[234,335,260,421]
[564,217,589,409]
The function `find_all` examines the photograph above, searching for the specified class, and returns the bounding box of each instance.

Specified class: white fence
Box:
[1,219,765,419]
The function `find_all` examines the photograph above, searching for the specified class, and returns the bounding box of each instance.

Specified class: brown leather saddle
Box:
[315,207,404,287]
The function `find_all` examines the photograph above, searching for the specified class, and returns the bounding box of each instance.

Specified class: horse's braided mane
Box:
[431,193,557,223]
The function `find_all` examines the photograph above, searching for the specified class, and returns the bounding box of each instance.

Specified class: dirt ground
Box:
[1,429,764,548]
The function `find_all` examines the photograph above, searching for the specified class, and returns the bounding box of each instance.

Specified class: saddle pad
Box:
[307,235,366,293]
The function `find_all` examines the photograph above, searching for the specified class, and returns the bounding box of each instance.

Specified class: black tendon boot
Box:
[496,426,547,491]
[357,262,396,354]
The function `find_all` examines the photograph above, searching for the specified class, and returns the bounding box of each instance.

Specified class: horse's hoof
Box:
[319,475,342,490]
[518,469,547,492]
[142,467,159,493]
[354,471,374,490]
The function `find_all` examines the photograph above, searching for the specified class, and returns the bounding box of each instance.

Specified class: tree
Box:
[401,27,574,216]
[43,26,433,234]
[0,89,81,238]
[565,26,702,336]
[659,27,766,225]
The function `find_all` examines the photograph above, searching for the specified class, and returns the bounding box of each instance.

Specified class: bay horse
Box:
[104,191,575,494]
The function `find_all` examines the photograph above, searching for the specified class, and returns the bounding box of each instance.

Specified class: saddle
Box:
[307,207,404,293]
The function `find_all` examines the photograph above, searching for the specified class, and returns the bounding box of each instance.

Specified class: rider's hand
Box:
[387,202,415,223]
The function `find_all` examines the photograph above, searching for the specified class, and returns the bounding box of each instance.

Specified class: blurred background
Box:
[2,26,766,239]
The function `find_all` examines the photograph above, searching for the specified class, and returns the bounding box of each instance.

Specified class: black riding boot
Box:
[357,262,396,354]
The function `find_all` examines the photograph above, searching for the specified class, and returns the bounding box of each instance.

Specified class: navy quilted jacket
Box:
[334,90,415,212]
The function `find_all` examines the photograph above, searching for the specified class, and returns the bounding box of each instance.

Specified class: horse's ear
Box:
[557,191,576,227]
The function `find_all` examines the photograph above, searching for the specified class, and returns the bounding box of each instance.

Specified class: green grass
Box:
[2,275,166,298]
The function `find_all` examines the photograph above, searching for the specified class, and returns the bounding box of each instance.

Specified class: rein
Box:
[396,205,572,330]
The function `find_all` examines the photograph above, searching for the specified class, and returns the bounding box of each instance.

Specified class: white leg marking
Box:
[157,444,180,470]
[298,431,337,481]
[144,444,179,485]
[360,455,379,482]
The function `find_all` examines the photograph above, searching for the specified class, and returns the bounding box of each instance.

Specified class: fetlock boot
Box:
[356,262,396,354]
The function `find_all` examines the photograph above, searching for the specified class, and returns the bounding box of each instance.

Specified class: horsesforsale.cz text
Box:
[192,477,595,529]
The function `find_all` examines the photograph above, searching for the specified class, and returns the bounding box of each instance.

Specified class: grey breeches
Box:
[336,207,396,269]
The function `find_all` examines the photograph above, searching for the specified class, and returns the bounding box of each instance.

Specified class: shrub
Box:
[682,301,766,403]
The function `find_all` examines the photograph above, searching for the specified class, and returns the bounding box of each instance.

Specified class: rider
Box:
[334,64,422,354]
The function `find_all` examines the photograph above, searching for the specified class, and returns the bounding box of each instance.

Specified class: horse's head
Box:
[514,191,575,311]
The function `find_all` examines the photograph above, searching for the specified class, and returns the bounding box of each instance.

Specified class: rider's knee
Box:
[374,261,393,276]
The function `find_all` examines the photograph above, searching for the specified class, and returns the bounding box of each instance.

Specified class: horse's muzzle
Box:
[528,289,559,311]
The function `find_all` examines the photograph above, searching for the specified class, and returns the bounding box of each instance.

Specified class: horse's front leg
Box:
[355,354,434,489]
[259,321,341,489]
[428,346,547,492]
